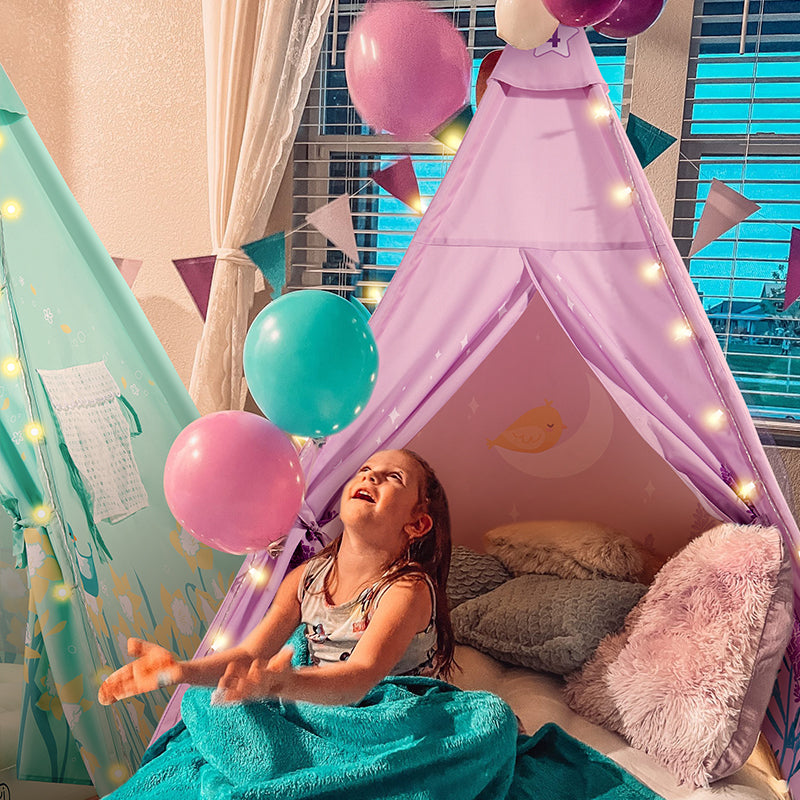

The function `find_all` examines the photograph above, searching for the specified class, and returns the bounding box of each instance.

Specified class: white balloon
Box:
[494,0,560,50]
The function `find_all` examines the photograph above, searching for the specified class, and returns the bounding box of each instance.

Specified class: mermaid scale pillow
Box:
[446,546,511,610]
[564,523,793,788]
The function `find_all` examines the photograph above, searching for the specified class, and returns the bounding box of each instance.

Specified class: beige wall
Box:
[2,0,210,387]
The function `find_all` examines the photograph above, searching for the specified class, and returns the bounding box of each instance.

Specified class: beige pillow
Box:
[484,520,662,584]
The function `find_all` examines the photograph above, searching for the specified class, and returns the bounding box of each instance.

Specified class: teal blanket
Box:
[106,678,663,800]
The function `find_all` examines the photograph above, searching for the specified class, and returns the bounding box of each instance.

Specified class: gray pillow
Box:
[451,574,647,675]
[447,546,511,609]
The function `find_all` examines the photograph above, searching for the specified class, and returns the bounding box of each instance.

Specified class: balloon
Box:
[593,0,667,39]
[344,1,471,139]
[244,291,379,438]
[476,50,503,106]
[494,0,559,50]
[540,0,623,27]
[164,411,304,554]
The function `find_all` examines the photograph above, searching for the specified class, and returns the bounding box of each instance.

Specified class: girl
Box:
[98,449,454,708]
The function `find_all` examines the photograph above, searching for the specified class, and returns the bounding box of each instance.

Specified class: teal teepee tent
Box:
[0,65,242,796]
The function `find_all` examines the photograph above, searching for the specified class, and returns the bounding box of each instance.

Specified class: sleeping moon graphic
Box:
[490,374,614,478]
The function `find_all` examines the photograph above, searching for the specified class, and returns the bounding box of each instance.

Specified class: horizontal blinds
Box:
[674,0,800,422]
[290,2,630,309]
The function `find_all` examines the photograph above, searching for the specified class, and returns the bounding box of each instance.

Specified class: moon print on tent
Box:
[492,374,614,479]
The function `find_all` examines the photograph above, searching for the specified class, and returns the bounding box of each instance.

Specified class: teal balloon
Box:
[244,291,379,438]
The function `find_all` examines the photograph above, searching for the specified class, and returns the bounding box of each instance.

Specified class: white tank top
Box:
[298,553,437,676]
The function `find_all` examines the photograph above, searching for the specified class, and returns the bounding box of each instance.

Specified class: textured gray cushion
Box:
[446,546,512,609]
[452,574,647,675]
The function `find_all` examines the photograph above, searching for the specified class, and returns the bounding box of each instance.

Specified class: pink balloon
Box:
[164,411,305,554]
[540,0,623,27]
[344,1,471,140]
[593,0,667,39]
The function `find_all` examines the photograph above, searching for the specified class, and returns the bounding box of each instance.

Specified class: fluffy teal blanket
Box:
[106,678,663,800]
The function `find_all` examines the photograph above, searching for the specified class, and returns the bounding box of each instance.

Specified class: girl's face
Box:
[339,450,431,544]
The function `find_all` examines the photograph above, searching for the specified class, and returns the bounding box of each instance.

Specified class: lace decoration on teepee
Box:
[38,362,148,523]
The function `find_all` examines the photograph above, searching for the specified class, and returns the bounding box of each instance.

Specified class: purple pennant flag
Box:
[111,257,143,288]
[172,255,216,321]
[689,179,760,257]
[784,228,800,311]
[371,156,422,214]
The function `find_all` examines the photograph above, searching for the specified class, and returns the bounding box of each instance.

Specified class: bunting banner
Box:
[783,227,800,311]
[111,256,143,288]
[625,114,676,169]
[242,232,287,298]
[172,255,216,321]
[431,104,474,153]
[371,156,422,214]
[305,195,360,264]
[689,179,761,257]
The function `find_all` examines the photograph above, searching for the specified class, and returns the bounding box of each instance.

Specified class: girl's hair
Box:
[315,449,456,680]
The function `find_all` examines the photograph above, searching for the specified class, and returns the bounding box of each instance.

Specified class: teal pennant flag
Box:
[625,114,676,168]
[242,232,287,298]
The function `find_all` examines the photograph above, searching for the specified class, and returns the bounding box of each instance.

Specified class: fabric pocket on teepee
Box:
[38,361,148,524]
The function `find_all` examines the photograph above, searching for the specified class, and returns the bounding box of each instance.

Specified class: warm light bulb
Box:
[210,634,228,651]
[738,480,757,500]
[672,322,693,342]
[24,421,44,442]
[1,357,20,377]
[642,261,662,282]
[612,185,634,205]
[108,764,130,784]
[0,132,5,149]
[52,582,72,602]
[592,103,612,120]
[32,504,52,525]
[704,408,726,429]
[247,566,268,586]
[1,200,20,218]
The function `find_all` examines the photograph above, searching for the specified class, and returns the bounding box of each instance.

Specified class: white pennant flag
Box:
[689,179,760,257]
[305,195,360,264]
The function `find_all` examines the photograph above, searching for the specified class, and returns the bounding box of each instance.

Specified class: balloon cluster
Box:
[164,292,379,555]
[496,0,667,49]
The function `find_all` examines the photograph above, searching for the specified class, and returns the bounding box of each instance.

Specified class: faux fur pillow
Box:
[446,546,511,610]
[484,520,662,584]
[564,523,793,788]
[451,574,647,675]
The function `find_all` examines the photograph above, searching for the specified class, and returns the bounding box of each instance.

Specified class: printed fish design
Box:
[488,400,567,453]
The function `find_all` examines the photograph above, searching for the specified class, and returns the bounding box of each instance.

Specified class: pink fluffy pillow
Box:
[564,523,793,788]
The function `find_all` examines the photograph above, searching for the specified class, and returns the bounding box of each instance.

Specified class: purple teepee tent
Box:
[154,24,800,789]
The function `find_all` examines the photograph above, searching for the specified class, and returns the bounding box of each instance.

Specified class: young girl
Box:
[98,449,454,708]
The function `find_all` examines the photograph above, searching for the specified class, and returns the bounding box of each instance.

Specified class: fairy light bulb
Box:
[0,132,5,149]
[2,357,21,377]
[32,504,52,525]
[592,103,612,120]
[52,582,72,602]
[704,408,726,430]
[642,261,662,282]
[612,185,634,206]
[738,480,757,500]
[108,764,130,784]
[247,566,268,586]
[672,322,694,342]
[24,421,45,443]
[210,633,229,651]
[2,200,20,218]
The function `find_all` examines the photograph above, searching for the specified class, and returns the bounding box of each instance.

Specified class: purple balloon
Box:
[345,0,471,140]
[164,411,305,554]
[593,0,667,38]
[541,0,623,28]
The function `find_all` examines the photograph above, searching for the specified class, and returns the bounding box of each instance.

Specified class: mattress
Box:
[451,645,786,800]
[0,662,97,800]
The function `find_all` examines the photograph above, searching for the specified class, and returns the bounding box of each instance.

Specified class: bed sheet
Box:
[451,645,785,800]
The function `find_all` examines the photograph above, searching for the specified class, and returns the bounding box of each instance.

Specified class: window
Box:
[673,0,800,424]
[290,2,631,311]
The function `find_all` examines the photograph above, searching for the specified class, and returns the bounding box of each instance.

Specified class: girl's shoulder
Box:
[298,551,334,597]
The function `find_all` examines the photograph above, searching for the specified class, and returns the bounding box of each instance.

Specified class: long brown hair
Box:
[315,449,456,680]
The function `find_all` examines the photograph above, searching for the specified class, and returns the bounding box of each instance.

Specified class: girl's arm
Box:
[98,565,304,704]
[219,577,432,706]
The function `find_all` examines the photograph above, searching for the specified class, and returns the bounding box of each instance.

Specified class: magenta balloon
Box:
[344,0,471,139]
[593,0,667,38]
[540,0,623,28]
[163,411,305,555]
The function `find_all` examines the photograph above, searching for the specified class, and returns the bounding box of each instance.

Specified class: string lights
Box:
[1,200,20,218]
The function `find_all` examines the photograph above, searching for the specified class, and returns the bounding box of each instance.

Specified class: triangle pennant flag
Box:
[172,255,216,321]
[242,232,286,298]
[625,114,676,168]
[783,227,800,311]
[689,179,761,257]
[111,256,143,288]
[431,104,474,153]
[371,156,422,214]
[305,195,359,264]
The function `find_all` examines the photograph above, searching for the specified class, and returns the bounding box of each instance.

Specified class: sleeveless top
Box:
[298,553,438,676]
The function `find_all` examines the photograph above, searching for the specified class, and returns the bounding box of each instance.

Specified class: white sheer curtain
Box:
[191,0,333,414]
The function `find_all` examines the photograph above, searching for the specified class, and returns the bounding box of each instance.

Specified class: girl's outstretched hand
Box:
[98,638,182,705]
[215,646,295,704]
